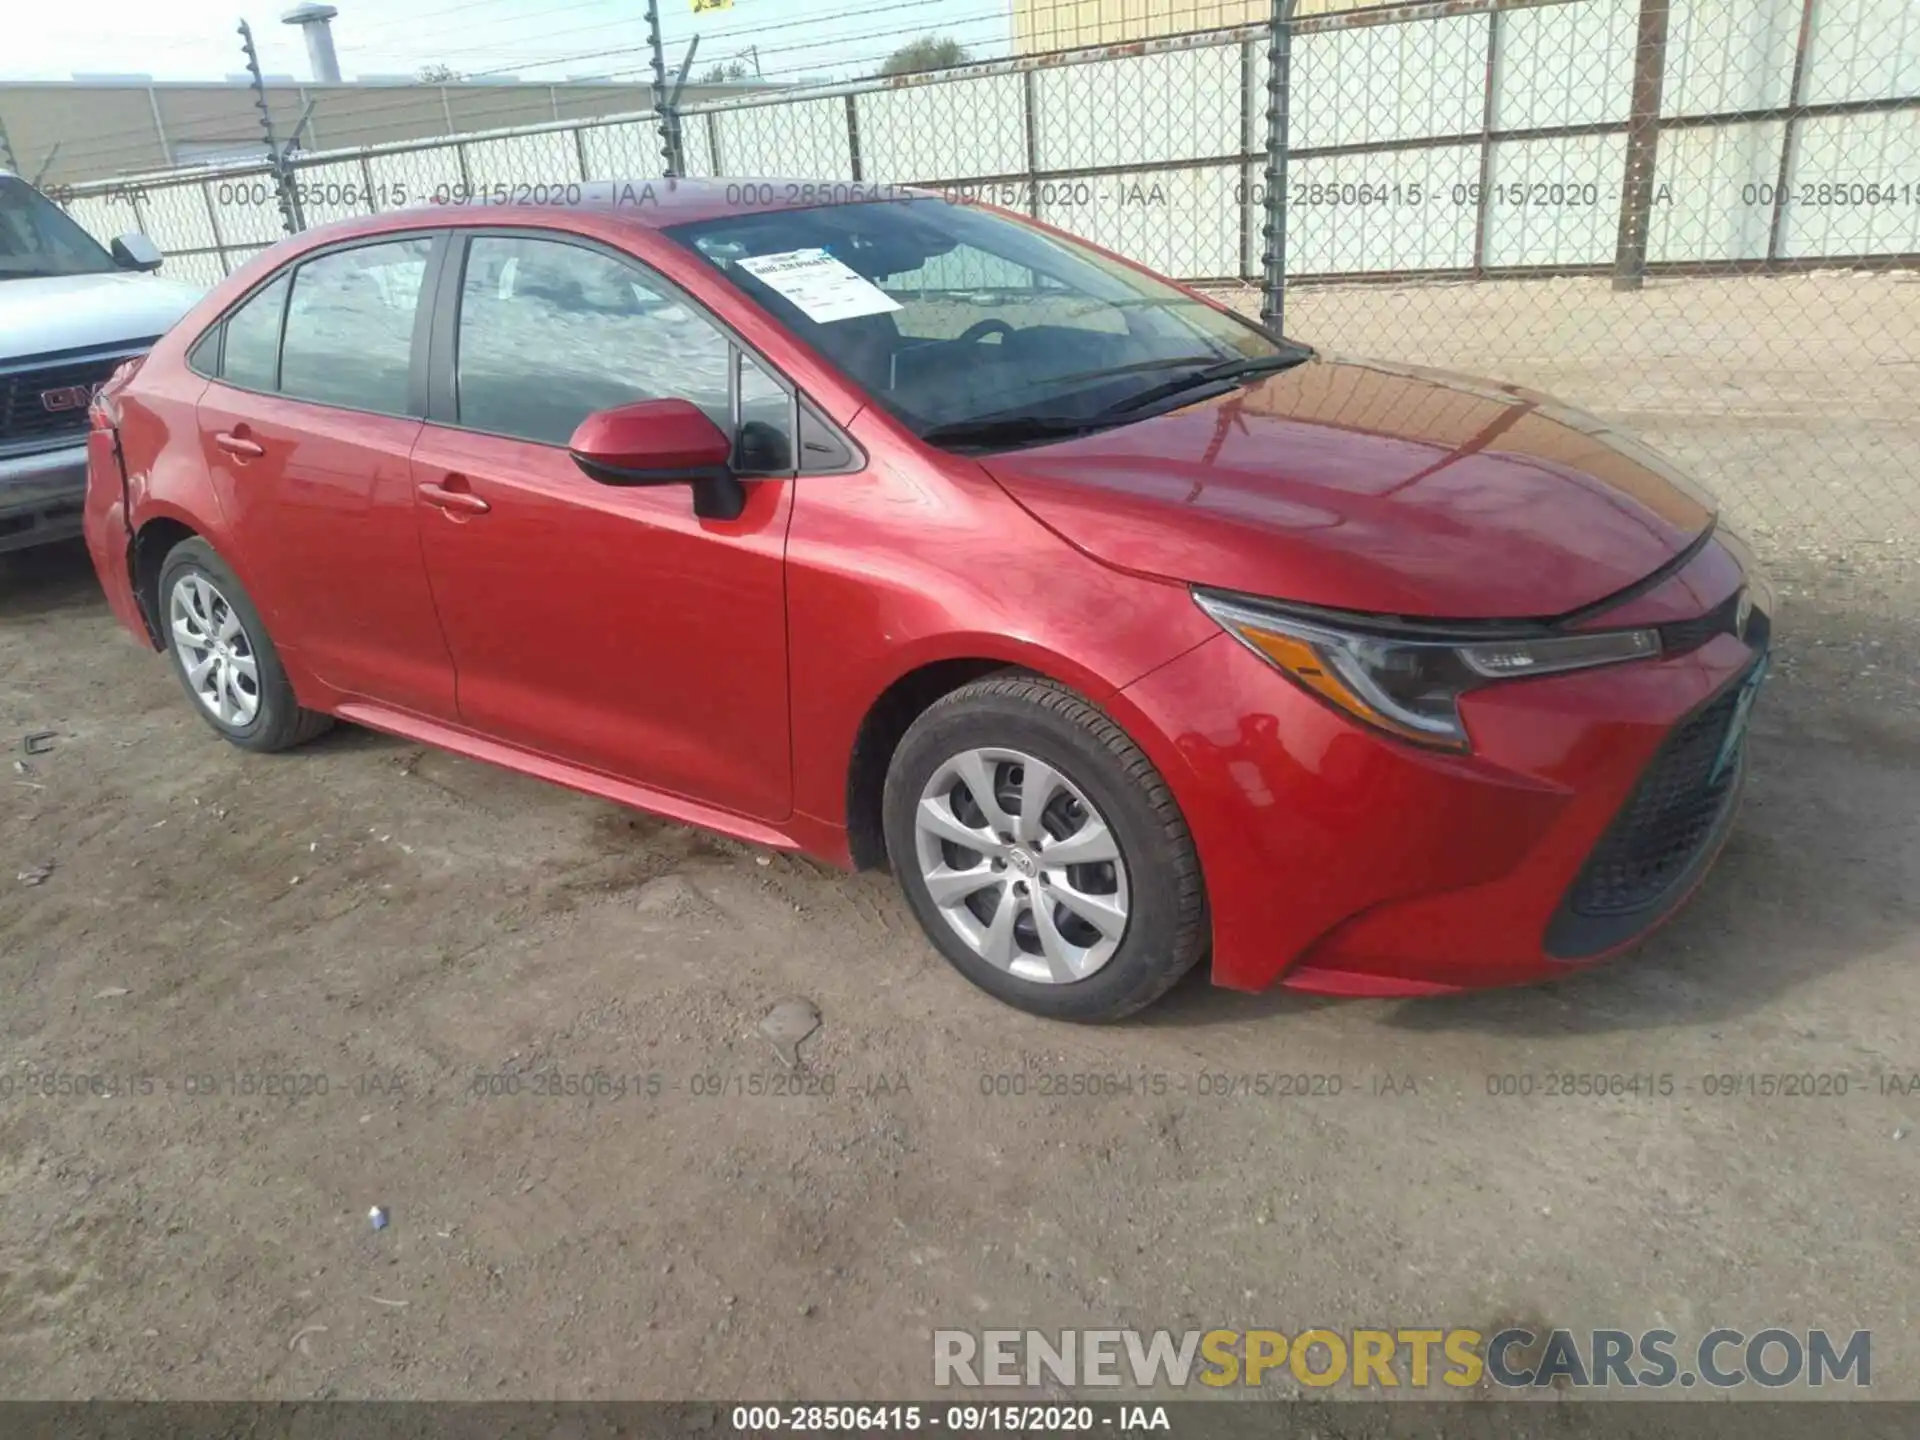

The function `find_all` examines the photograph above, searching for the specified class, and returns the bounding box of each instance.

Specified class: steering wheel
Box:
[957,318,1013,345]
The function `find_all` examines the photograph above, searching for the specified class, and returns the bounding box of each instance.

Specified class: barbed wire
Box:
[345,0,632,46]
[19,0,1315,179]
[14,0,1018,176]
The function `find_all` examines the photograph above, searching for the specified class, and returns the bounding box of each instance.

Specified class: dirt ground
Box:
[3,272,1919,1405]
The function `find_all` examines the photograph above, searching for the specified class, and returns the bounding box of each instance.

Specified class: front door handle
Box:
[214,431,264,458]
[418,479,490,516]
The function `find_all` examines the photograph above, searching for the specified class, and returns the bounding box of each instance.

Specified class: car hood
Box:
[980,355,1717,620]
[0,270,205,363]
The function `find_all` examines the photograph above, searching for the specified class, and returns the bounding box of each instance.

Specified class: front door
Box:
[409,232,794,821]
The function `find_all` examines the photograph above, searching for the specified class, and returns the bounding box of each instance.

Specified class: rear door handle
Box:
[417,479,490,515]
[214,431,264,458]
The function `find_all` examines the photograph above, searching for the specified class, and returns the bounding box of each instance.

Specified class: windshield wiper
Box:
[918,348,1313,448]
[1103,348,1311,414]
[920,412,1122,448]
[1031,353,1229,388]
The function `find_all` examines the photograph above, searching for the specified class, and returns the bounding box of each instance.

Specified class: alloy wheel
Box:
[912,746,1131,984]
[169,572,261,727]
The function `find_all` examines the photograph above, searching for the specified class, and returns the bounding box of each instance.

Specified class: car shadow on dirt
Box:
[0,538,105,618]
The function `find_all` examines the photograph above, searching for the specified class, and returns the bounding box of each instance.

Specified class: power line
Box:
[35,0,1019,178]
[345,0,995,66]
[599,10,1010,78]
[43,7,1005,168]
[425,0,983,71]
[347,0,617,43]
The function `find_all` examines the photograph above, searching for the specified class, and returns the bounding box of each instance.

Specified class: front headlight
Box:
[1193,590,1660,751]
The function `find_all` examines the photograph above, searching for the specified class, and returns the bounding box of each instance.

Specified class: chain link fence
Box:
[52,0,1920,572]
[54,110,695,291]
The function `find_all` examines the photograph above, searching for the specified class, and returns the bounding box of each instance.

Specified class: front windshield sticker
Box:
[735,248,903,324]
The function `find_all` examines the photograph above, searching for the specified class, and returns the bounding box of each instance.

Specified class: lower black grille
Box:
[0,345,152,449]
[1564,672,1752,918]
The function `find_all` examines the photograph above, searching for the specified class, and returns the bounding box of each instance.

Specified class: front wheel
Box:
[882,675,1207,1022]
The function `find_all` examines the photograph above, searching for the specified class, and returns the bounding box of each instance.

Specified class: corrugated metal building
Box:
[0,78,776,187]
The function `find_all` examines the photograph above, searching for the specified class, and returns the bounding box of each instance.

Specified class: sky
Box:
[4,0,1017,85]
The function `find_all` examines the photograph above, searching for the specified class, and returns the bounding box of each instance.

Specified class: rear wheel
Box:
[883,675,1206,1021]
[158,538,331,752]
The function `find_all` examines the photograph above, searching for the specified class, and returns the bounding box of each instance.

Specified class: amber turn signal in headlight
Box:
[1193,590,1660,751]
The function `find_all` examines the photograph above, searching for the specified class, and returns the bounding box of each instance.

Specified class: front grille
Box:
[0,344,153,449]
[1565,674,1751,917]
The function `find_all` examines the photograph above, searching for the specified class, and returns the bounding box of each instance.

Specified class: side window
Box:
[455,235,732,447]
[219,273,290,391]
[279,237,432,415]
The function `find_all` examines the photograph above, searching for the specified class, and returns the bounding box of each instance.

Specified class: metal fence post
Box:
[845,94,863,183]
[1768,0,1820,265]
[1022,69,1041,219]
[1472,8,1501,275]
[1239,39,1258,282]
[1612,0,1671,291]
[239,20,303,234]
[645,0,678,176]
[1259,0,1298,331]
[199,179,230,275]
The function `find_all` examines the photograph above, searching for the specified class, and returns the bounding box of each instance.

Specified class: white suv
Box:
[1,172,203,553]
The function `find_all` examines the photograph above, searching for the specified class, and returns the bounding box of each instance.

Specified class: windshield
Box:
[0,177,118,280]
[667,197,1304,443]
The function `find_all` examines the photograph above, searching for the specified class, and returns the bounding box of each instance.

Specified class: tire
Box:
[157,537,332,753]
[882,674,1207,1022]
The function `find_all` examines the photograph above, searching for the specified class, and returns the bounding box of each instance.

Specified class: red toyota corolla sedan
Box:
[82,181,1771,1020]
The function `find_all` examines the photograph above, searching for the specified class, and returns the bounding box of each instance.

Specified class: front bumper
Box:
[1117,548,1768,997]
[0,441,88,554]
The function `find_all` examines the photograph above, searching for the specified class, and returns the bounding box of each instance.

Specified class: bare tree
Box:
[415,63,464,82]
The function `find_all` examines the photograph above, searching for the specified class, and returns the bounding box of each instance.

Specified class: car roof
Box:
[391,177,934,231]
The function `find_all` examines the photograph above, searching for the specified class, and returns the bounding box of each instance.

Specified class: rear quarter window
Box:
[186,325,223,379]
[217,273,290,391]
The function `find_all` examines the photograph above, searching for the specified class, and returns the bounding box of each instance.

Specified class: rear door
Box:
[408,230,801,820]
[193,233,458,719]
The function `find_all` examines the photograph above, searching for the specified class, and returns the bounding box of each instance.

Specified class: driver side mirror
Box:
[111,233,165,273]
[568,398,746,521]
